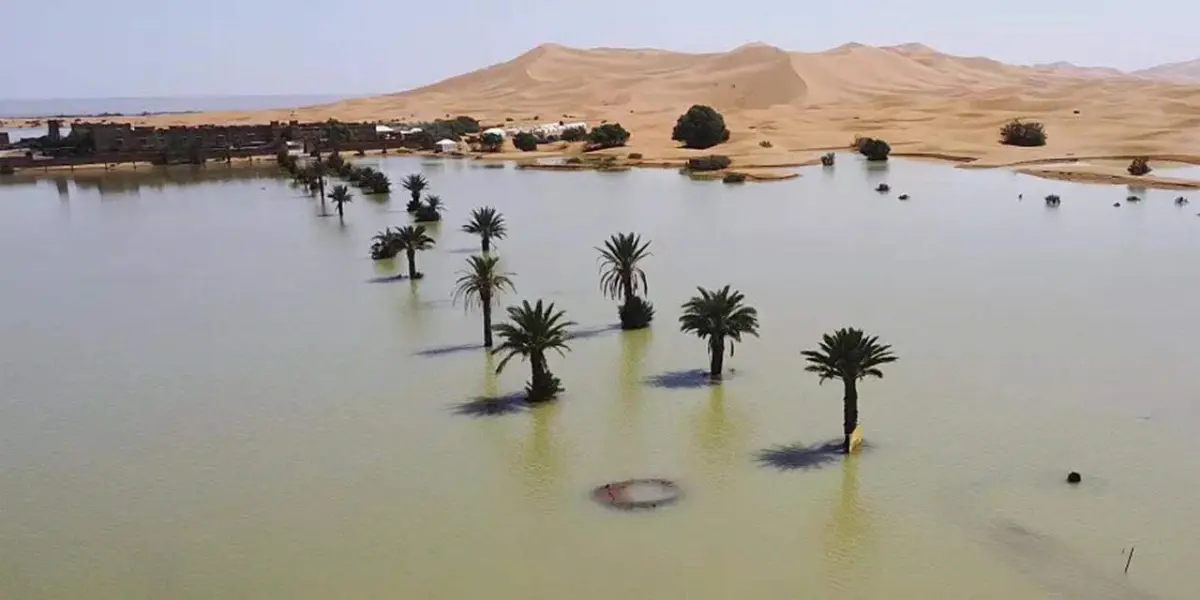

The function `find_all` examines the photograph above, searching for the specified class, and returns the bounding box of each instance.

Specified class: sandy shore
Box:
[22,43,1200,187]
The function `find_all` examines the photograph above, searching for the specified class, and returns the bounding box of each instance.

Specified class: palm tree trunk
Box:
[481,236,491,253]
[842,377,859,454]
[336,203,344,221]
[319,178,326,213]
[709,337,725,380]
[529,351,547,402]
[621,273,634,307]
[482,293,493,347]
[406,249,417,278]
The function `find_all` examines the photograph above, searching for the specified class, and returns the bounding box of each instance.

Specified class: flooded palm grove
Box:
[2,155,1199,599]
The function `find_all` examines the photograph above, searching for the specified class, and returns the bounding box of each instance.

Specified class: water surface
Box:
[2,156,1198,599]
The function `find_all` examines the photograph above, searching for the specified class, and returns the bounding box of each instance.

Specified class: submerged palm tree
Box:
[402,173,429,213]
[462,207,507,253]
[679,286,759,380]
[453,255,516,348]
[328,184,352,221]
[395,225,436,279]
[415,195,444,223]
[597,232,653,329]
[370,228,399,260]
[801,328,898,454]
[493,300,576,403]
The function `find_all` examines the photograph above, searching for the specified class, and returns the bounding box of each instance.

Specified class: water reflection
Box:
[1,163,285,198]
[822,456,872,593]
[519,402,565,506]
[616,329,651,429]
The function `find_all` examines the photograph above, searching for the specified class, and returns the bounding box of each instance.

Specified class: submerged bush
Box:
[1045,194,1061,206]
[820,152,835,166]
[876,183,890,192]
[672,105,731,149]
[1000,120,1047,147]
[619,297,655,330]
[1127,157,1151,176]
[856,138,891,161]
[513,132,539,152]
[722,172,747,183]
[686,155,732,172]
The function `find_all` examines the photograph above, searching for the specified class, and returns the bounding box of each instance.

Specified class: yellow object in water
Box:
[849,426,864,454]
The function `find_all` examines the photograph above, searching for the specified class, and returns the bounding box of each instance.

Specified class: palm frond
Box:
[491,300,577,373]
[462,206,508,240]
[678,285,759,355]
[596,232,652,301]
[452,255,515,312]
[801,327,898,382]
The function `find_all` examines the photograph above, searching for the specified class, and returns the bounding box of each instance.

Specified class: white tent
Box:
[435,139,457,153]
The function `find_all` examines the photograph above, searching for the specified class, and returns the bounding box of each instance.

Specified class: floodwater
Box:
[2,156,1198,599]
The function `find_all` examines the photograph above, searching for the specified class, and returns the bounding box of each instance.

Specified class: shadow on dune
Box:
[756,439,860,471]
[453,392,528,417]
[415,342,486,357]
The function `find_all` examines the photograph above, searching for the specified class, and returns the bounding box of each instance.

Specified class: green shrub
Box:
[0,164,15,176]
[722,172,747,183]
[820,152,835,166]
[672,104,731,149]
[686,155,732,172]
[856,138,891,161]
[1127,157,1151,176]
[999,120,1047,147]
[618,297,655,330]
[513,132,539,152]
[560,127,587,142]
[564,157,584,165]
[1045,194,1061,206]
[479,132,504,152]
[587,123,630,149]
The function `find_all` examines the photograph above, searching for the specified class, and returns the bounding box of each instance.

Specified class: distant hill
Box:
[1133,58,1200,84]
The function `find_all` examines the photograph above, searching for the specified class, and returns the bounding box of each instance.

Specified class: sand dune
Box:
[119,42,1200,185]
[1133,58,1200,84]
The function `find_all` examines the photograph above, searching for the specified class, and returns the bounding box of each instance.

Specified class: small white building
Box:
[435,139,457,153]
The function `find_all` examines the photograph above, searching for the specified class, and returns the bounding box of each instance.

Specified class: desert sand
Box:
[80,43,1200,186]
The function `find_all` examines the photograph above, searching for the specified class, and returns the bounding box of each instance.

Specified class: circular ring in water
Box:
[591,478,681,511]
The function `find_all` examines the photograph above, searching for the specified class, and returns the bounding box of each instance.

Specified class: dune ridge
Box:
[101,42,1200,185]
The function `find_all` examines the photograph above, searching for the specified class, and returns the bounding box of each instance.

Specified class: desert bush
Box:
[722,173,747,183]
[560,127,587,142]
[513,132,539,152]
[999,120,1047,147]
[564,157,584,165]
[0,164,14,176]
[686,155,732,172]
[1127,157,1151,176]
[820,152,835,166]
[587,123,630,149]
[856,138,891,161]
[480,132,504,152]
[759,140,773,148]
[1045,194,1061,206]
[672,105,731,149]
[628,152,643,159]
[876,183,890,192]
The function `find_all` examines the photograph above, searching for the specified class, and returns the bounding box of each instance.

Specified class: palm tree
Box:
[678,286,759,380]
[597,232,653,329]
[402,173,429,213]
[328,184,352,222]
[309,161,327,211]
[462,207,507,253]
[395,225,436,279]
[493,300,576,403]
[452,255,516,348]
[801,328,898,454]
[415,195,444,223]
[370,228,399,260]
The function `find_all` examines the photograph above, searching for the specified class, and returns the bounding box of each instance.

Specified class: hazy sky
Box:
[3,0,1196,98]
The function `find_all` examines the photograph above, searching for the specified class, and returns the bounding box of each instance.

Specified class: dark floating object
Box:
[1126,195,1141,203]
[1018,193,1023,199]
[1045,194,1061,206]
[898,194,910,200]
[876,183,890,192]
[1066,471,1082,484]
[1176,196,1190,206]
[820,152,835,167]
[1113,203,1121,207]
[592,479,681,511]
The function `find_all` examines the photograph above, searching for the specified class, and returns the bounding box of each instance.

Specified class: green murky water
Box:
[2,156,1198,599]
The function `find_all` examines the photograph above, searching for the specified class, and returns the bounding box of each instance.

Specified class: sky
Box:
[2,0,1197,99]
